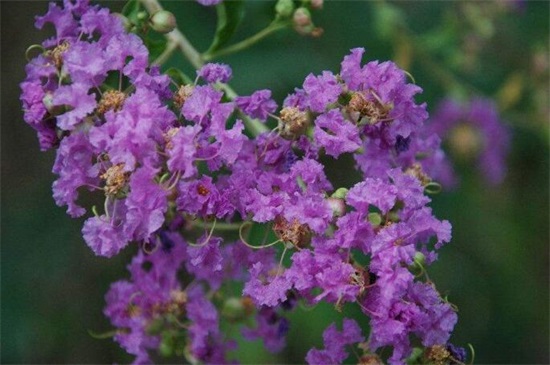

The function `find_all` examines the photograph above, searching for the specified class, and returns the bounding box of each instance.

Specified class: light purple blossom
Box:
[306,319,364,365]
[313,109,361,157]
[197,62,232,83]
[427,97,510,185]
[302,71,342,113]
[235,89,278,122]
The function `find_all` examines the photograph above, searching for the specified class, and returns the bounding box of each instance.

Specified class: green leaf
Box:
[121,0,142,24]
[206,1,245,54]
[145,37,168,63]
[165,67,194,85]
[405,347,424,364]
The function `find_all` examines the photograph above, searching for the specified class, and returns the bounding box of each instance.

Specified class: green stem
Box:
[138,0,269,136]
[203,21,290,61]
[191,219,242,231]
[152,38,178,65]
[140,0,204,69]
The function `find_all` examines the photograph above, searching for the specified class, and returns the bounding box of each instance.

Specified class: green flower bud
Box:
[137,11,148,21]
[368,212,383,226]
[275,0,295,18]
[331,187,348,200]
[221,297,249,322]
[293,7,311,27]
[413,251,426,266]
[149,10,177,34]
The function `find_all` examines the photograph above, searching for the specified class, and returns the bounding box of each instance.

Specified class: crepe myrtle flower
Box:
[22,3,464,361]
[197,63,232,84]
[306,319,364,365]
[427,97,510,186]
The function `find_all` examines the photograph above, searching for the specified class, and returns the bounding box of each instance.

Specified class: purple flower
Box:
[235,89,278,122]
[35,2,79,45]
[166,125,200,178]
[82,215,128,257]
[186,237,224,289]
[243,262,292,307]
[63,41,107,85]
[313,109,361,157]
[124,166,167,242]
[340,48,428,145]
[53,83,97,130]
[427,97,510,185]
[197,62,232,83]
[177,176,234,218]
[182,85,222,124]
[302,71,342,113]
[243,307,288,353]
[187,286,227,363]
[306,319,364,365]
[347,178,398,214]
[90,88,175,170]
[52,132,99,217]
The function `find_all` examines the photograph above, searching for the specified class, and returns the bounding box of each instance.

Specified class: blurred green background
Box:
[1,1,548,363]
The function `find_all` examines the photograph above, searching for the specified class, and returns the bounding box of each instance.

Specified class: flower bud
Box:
[275,0,294,18]
[150,10,177,34]
[293,7,312,27]
[331,187,348,200]
[310,0,323,9]
[222,297,252,322]
[413,251,426,266]
[327,197,346,217]
[368,212,382,227]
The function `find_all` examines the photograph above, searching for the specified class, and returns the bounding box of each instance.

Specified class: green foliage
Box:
[205,1,245,54]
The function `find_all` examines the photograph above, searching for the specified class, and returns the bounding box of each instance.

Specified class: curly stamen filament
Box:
[109,198,118,225]
[276,246,289,277]
[142,240,160,255]
[104,196,111,220]
[165,171,181,191]
[188,219,217,248]
[239,222,282,249]
[357,301,382,318]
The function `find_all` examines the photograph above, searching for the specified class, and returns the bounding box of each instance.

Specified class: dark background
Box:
[2,1,548,363]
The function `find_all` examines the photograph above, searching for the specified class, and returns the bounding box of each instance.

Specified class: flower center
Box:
[174,85,194,110]
[279,107,310,140]
[272,215,311,249]
[101,163,129,196]
[46,41,70,69]
[197,184,210,196]
[97,90,126,114]
[348,92,392,124]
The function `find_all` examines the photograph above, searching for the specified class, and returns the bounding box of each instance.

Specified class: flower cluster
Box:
[426,97,510,186]
[21,1,464,364]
